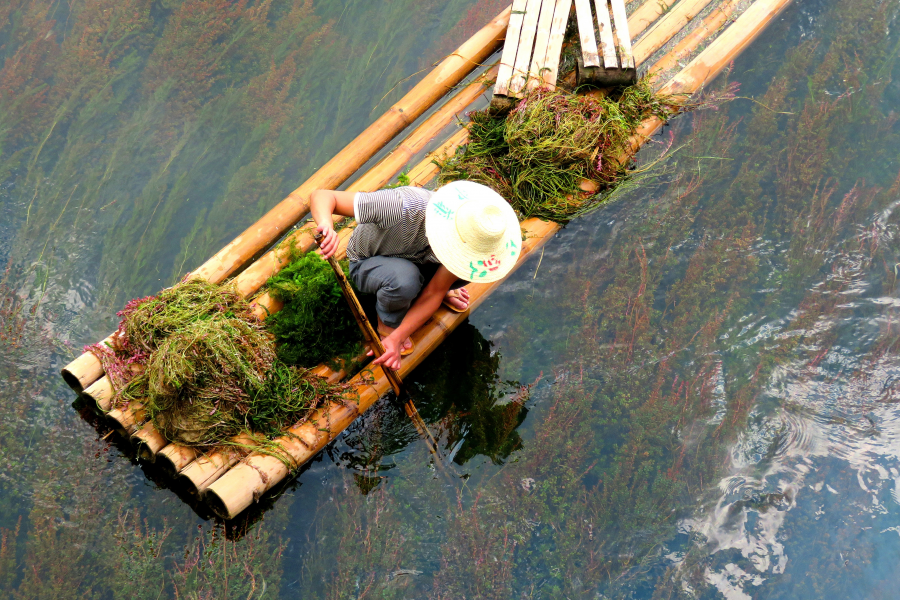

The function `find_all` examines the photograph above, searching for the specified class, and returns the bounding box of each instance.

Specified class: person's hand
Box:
[316,223,339,258]
[369,335,402,371]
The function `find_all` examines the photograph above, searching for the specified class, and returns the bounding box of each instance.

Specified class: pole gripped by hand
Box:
[313,232,449,473]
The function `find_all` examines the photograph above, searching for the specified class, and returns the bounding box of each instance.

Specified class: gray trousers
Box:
[349,257,463,328]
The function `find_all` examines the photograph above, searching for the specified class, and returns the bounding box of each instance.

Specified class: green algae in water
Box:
[89,279,343,450]
[437,82,681,223]
[264,251,364,368]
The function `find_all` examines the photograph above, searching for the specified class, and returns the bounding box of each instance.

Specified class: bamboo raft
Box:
[63,0,794,520]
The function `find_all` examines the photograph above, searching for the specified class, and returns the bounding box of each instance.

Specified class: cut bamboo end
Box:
[107,403,145,433]
[83,376,114,412]
[180,445,249,496]
[131,424,168,461]
[156,443,199,474]
[62,343,108,393]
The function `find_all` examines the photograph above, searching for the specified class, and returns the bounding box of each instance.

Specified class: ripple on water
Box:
[675,350,900,596]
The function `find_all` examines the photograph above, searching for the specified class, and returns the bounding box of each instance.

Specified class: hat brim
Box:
[425,181,522,283]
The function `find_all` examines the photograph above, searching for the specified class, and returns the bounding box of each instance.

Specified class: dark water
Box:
[2,0,900,597]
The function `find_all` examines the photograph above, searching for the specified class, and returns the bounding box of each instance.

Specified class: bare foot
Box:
[444,287,470,311]
[376,318,413,355]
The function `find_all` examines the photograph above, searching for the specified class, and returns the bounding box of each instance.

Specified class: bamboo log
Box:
[632,0,714,64]
[204,0,795,520]
[107,403,144,433]
[59,6,512,396]
[131,424,168,460]
[62,335,113,392]
[82,375,114,411]
[629,0,675,37]
[646,0,744,77]
[156,443,199,473]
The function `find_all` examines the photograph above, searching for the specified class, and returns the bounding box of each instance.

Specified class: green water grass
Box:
[90,278,345,450]
[437,82,680,222]
[264,251,364,369]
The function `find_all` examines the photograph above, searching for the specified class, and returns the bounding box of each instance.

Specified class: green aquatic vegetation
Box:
[89,278,343,449]
[436,82,681,222]
[263,251,364,368]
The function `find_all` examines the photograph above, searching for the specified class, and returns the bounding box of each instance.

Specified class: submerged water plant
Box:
[437,82,680,222]
[88,278,343,449]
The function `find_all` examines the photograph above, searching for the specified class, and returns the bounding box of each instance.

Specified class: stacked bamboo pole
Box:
[61,6,514,396]
[203,0,796,519]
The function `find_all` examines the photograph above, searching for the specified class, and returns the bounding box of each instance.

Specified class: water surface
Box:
[1,0,899,597]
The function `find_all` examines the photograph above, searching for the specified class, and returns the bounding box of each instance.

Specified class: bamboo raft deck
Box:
[63,0,794,520]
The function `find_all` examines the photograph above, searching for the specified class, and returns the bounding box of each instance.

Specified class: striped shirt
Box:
[346,187,439,264]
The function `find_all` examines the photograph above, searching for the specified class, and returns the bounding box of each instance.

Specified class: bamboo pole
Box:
[82,376,114,411]
[132,424,168,460]
[107,403,144,433]
[646,0,744,77]
[632,0,715,64]
[60,7,512,395]
[204,0,796,520]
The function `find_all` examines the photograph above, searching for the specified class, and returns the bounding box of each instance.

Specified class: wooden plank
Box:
[526,0,560,91]
[574,0,600,67]
[609,0,635,69]
[509,0,544,95]
[542,0,575,87]
[594,0,618,68]
[495,0,530,96]
[633,0,713,64]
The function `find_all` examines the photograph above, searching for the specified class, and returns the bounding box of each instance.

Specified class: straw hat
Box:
[425,180,522,283]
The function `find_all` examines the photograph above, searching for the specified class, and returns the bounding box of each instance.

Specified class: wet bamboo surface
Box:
[203,0,796,518]
[72,0,793,517]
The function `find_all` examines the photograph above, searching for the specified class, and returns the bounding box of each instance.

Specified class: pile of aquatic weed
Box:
[437,82,680,222]
[264,251,363,368]
[88,279,344,450]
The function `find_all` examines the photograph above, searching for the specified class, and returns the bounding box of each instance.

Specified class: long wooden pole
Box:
[60,6,513,395]
[204,0,796,520]
[312,234,446,460]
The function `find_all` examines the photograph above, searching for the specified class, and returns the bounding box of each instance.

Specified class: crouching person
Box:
[310,180,521,371]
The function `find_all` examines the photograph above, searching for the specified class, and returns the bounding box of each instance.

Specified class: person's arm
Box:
[309,189,356,258]
[371,266,458,371]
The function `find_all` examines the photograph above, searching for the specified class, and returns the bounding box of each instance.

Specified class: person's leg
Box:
[349,256,424,328]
